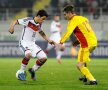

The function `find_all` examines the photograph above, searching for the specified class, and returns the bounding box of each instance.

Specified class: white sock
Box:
[92,79,96,81]
[56,51,62,60]
[32,64,40,71]
[20,64,26,71]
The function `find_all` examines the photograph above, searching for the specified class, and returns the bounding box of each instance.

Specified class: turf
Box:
[0,58,108,90]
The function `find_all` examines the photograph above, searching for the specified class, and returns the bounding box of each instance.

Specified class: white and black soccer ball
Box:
[16,70,26,79]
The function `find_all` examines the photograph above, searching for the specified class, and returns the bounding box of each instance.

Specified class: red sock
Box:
[36,59,47,66]
[22,57,30,65]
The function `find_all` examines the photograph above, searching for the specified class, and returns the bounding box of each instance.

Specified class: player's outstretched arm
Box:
[9,20,18,34]
[39,31,58,47]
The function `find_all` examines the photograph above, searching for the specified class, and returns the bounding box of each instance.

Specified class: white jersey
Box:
[50,21,61,34]
[46,20,64,59]
[18,17,47,58]
[49,21,61,43]
[18,17,42,43]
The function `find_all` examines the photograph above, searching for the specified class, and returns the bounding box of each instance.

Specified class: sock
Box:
[80,67,95,81]
[32,59,47,71]
[20,57,30,71]
[32,64,40,71]
[56,51,62,60]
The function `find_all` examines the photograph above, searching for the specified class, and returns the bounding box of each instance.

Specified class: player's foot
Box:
[85,80,98,85]
[57,59,62,64]
[18,72,26,81]
[28,68,36,81]
[79,76,87,82]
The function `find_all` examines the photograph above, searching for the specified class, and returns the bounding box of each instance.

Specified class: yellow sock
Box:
[80,67,95,81]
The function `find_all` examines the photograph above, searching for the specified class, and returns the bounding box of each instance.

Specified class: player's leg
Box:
[18,52,31,81]
[20,50,31,71]
[44,43,53,54]
[44,35,54,54]
[56,45,65,64]
[18,49,32,80]
[79,63,87,82]
[77,47,97,85]
[56,50,62,64]
[29,51,47,80]
[28,44,47,80]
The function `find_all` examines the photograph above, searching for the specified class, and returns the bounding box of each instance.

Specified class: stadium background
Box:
[0,0,108,58]
[0,1,108,90]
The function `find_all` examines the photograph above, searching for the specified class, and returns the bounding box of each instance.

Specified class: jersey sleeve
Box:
[17,17,31,26]
[60,18,77,44]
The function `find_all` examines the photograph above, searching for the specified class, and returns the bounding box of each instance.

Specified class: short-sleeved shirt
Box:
[60,15,97,48]
[18,17,42,42]
[50,21,61,33]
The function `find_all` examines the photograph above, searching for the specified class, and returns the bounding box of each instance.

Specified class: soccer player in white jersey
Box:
[44,14,65,64]
[9,10,57,81]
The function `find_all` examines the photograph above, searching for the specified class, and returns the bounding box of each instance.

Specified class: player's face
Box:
[63,12,72,20]
[38,16,47,24]
[54,16,60,22]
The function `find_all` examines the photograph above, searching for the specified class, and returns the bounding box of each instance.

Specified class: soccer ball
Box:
[16,70,26,79]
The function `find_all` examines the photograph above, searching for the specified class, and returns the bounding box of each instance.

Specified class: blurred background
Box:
[0,0,108,58]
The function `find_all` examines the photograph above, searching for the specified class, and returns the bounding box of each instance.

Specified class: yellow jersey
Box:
[60,15,97,48]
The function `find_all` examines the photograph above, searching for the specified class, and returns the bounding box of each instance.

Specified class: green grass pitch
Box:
[0,58,108,90]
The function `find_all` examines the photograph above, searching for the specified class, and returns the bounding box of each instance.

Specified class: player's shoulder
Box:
[23,17,33,22]
[52,20,60,24]
[72,15,88,23]
[75,15,88,20]
[25,17,40,25]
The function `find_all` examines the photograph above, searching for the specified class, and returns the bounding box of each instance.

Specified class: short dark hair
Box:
[63,5,74,13]
[36,9,48,17]
[54,13,60,16]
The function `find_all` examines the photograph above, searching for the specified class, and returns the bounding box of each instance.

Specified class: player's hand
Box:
[9,28,14,34]
[49,40,55,45]
[49,40,58,48]
[55,43,63,50]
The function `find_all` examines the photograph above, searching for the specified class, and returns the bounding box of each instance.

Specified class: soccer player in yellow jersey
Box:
[59,5,98,85]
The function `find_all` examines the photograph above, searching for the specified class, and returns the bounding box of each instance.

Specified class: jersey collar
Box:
[71,14,76,20]
[33,17,39,24]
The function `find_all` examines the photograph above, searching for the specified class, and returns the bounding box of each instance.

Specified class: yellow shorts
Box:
[78,46,96,62]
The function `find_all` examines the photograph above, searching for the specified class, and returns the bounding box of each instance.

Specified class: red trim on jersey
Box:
[74,26,88,48]
[28,22,40,31]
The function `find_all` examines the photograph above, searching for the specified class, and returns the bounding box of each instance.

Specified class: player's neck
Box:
[34,17,38,24]
[70,13,76,20]
[54,20,59,22]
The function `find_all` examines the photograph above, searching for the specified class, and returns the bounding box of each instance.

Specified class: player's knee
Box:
[76,63,84,69]
[25,53,31,59]
[25,50,32,59]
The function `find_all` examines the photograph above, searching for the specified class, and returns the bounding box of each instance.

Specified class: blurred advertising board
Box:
[0,41,108,58]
